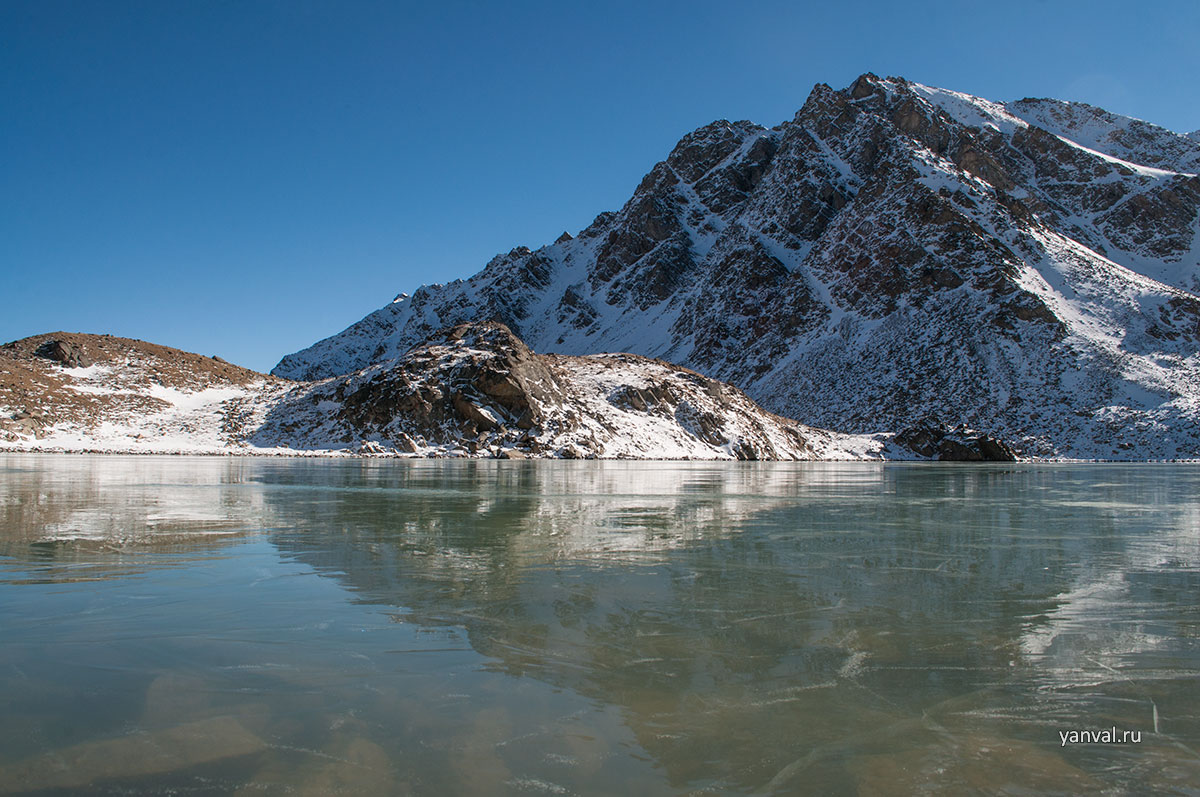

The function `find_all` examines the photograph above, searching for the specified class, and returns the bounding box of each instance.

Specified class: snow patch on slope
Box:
[909,81,1029,136]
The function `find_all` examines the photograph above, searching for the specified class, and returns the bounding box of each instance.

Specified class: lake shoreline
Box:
[3,445,1200,464]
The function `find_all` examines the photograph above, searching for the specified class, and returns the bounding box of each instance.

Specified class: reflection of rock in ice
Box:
[1019,504,1200,688]
[473,461,889,557]
[0,454,272,547]
[1019,573,1143,659]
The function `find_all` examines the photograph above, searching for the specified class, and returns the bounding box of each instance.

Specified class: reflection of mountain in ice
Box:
[264,461,1200,792]
[495,461,892,556]
[0,454,271,548]
[2,456,1198,792]
[1018,495,1200,691]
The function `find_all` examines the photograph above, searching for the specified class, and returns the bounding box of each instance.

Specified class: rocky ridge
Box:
[274,74,1200,459]
[1,325,904,460]
[253,322,891,459]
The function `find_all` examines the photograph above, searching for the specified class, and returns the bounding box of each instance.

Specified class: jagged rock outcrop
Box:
[36,339,93,369]
[274,74,1200,460]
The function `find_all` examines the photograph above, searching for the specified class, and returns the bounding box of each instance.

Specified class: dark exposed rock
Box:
[667,120,766,183]
[556,286,598,331]
[322,323,566,449]
[895,421,1019,461]
[36,339,93,368]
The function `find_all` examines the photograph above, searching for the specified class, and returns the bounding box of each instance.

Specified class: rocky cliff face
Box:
[0,326,888,460]
[274,74,1200,459]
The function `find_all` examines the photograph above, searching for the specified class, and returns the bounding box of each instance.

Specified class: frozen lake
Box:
[1,454,1198,794]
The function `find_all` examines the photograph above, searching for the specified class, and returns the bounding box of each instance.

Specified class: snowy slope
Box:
[274,73,1200,459]
[1006,97,1200,175]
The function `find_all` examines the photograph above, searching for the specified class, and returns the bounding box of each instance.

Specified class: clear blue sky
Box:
[4,0,1198,371]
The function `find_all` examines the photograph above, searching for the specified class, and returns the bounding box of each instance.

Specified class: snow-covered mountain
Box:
[275,74,1200,459]
[1,328,895,460]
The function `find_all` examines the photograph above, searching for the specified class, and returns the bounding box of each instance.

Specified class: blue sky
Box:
[3,0,1198,371]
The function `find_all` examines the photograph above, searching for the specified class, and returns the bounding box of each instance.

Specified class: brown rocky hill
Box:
[0,333,270,442]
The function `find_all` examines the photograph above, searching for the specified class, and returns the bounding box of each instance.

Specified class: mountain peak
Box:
[848,72,885,99]
[272,74,1200,460]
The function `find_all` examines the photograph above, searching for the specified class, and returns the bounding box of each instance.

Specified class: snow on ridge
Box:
[1050,133,1196,178]
[907,81,1029,136]
[1007,97,1200,174]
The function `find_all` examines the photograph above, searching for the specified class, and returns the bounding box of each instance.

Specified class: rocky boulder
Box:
[895,421,1019,461]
